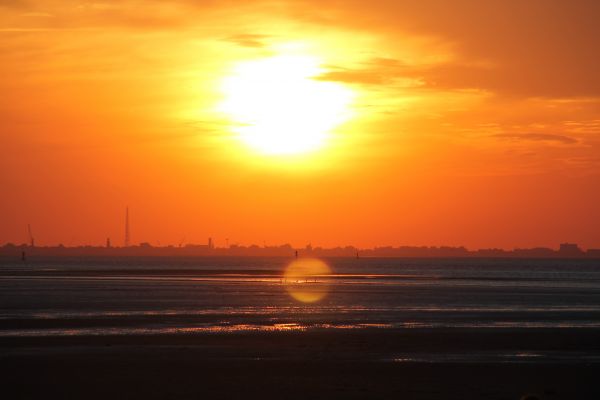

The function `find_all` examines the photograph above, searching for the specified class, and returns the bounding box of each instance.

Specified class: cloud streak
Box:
[223,34,271,48]
[493,133,578,144]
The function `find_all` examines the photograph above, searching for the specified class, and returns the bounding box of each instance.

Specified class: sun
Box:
[218,55,354,155]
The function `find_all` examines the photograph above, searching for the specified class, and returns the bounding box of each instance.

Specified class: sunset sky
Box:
[1,0,599,249]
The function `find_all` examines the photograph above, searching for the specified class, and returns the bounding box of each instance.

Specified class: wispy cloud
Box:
[223,33,271,48]
[493,133,578,144]
[317,57,425,87]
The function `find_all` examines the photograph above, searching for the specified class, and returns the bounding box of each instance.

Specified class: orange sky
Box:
[1,0,599,249]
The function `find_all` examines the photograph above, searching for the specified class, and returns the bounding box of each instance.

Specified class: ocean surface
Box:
[2,256,600,362]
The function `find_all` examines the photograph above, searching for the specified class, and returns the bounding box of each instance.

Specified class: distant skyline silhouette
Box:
[2,240,599,259]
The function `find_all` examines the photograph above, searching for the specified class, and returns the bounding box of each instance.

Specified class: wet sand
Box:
[2,328,600,399]
[3,257,600,398]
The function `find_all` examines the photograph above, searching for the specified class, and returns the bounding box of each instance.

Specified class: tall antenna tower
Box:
[27,224,35,248]
[124,207,130,247]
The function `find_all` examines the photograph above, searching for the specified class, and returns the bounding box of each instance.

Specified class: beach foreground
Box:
[2,256,600,399]
[2,328,600,399]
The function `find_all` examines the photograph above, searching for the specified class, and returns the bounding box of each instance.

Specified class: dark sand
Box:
[2,329,600,399]
[2,259,600,398]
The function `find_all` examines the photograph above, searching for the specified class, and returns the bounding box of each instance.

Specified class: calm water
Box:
[2,256,600,339]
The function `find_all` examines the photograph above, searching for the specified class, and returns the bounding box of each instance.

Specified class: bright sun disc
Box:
[219,55,354,155]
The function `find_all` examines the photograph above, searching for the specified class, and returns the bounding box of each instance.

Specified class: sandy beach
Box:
[2,257,600,399]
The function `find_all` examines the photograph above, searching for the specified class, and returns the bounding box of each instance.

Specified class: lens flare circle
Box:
[284,258,332,303]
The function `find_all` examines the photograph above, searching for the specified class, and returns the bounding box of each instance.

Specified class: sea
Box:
[2,256,600,363]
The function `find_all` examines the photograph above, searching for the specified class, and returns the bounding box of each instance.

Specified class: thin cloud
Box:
[223,34,271,48]
[316,58,416,86]
[316,69,390,85]
[493,133,578,144]
[317,57,491,91]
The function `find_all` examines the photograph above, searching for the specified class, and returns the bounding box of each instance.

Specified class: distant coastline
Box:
[2,242,599,259]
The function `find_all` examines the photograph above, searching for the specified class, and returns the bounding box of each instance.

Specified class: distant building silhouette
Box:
[587,249,600,258]
[1,241,599,259]
[558,243,583,257]
[513,247,554,257]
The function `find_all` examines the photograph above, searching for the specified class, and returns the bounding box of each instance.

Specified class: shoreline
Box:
[3,327,600,354]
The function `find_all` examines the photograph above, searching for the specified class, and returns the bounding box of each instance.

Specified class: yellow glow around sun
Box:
[218,55,354,155]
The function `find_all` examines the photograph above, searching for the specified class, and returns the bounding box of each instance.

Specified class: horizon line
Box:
[1,241,597,253]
